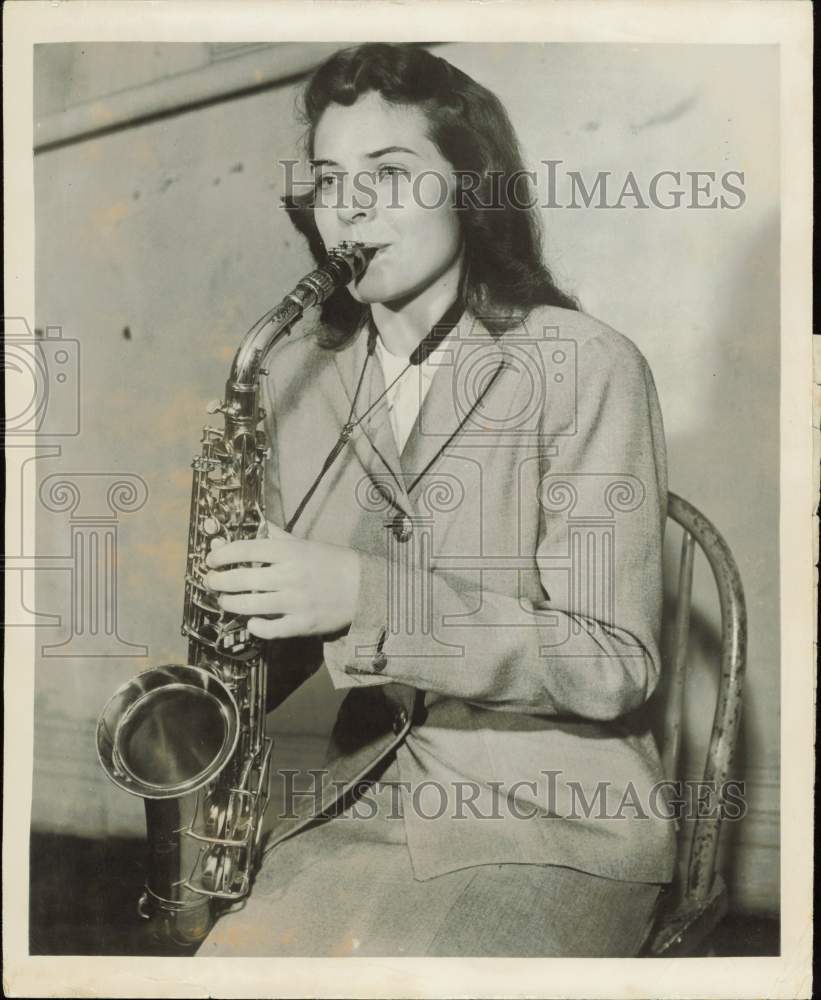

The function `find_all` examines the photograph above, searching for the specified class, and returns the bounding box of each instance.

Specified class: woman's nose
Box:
[337,172,378,225]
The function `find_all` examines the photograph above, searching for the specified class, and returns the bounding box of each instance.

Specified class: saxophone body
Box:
[96,242,376,947]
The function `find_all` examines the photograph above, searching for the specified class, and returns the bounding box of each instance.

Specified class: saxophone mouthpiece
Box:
[335,239,382,254]
[328,241,381,285]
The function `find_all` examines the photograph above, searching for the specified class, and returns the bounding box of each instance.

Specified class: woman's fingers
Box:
[206,565,286,593]
[205,536,290,569]
[203,534,359,638]
[217,591,296,616]
[247,615,307,640]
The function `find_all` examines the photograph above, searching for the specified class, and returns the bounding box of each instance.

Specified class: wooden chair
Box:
[643,492,748,957]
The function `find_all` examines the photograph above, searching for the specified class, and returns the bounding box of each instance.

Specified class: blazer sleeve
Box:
[325,329,668,722]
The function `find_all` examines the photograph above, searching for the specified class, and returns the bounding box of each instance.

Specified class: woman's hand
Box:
[204,524,361,640]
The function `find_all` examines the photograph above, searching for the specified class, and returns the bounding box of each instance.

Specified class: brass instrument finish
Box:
[96,242,377,947]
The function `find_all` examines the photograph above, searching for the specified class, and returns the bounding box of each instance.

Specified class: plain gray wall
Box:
[30,42,779,913]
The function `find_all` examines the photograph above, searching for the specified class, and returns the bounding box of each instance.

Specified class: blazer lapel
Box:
[400,313,509,496]
[330,314,510,521]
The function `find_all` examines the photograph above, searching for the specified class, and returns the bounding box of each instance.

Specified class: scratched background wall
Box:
[28,42,779,914]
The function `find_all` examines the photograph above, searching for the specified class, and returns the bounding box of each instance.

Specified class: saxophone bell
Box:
[96,664,239,800]
[96,665,242,947]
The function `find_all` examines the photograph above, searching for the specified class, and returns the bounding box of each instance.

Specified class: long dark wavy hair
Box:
[283,43,578,345]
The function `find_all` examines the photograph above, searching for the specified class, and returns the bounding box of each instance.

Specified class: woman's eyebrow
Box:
[309,146,419,168]
[365,146,420,159]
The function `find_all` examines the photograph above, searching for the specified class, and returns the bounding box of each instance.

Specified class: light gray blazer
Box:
[261,304,676,884]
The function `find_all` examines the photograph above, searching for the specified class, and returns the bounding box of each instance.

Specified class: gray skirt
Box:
[198,776,660,958]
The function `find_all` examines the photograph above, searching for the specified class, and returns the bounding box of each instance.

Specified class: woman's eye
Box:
[377,165,410,181]
[316,174,337,190]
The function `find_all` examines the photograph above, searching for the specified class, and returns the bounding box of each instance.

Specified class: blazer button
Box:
[391,514,413,543]
[372,651,388,672]
[393,709,408,733]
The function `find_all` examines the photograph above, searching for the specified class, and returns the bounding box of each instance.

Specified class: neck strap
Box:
[285,298,465,533]
[368,297,465,366]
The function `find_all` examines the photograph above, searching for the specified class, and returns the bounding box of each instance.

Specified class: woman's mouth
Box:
[361,243,391,262]
[349,234,391,255]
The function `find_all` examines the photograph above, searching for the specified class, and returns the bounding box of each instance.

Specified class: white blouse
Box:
[374,336,439,453]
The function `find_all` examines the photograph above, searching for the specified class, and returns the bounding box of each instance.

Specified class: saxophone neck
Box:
[222,298,301,434]
[227,299,300,391]
[227,240,378,391]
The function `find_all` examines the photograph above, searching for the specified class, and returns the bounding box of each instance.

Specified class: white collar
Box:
[374,327,457,382]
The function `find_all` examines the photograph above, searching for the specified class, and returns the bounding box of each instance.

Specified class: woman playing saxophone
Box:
[200,42,674,957]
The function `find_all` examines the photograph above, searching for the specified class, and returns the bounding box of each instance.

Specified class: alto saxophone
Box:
[96,241,377,948]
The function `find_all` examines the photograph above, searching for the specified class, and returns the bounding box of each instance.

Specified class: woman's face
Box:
[311,92,463,305]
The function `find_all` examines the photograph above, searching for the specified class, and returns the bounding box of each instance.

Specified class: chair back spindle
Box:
[662,527,697,783]
[646,493,747,955]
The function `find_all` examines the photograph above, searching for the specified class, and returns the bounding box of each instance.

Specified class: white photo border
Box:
[3,2,814,997]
